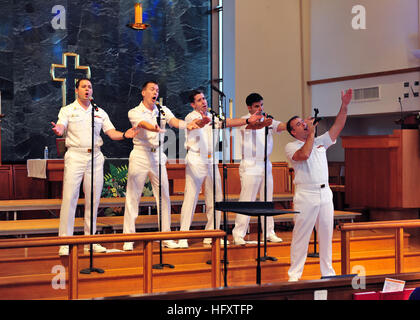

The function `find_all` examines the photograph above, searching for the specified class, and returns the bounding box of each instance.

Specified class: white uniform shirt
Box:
[56,100,115,149]
[128,102,175,148]
[285,132,335,185]
[184,110,222,162]
[239,114,282,163]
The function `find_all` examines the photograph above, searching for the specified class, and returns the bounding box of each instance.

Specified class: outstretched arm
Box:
[226,112,263,128]
[105,127,140,140]
[168,117,211,130]
[328,88,353,142]
[137,121,165,133]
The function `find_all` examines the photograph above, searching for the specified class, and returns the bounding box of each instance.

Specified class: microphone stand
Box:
[153,105,174,270]
[220,95,229,288]
[259,117,277,262]
[205,110,218,262]
[398,97,404,130]
[308,108,320,259]
[80,102,104,275]
[207,106,229,279]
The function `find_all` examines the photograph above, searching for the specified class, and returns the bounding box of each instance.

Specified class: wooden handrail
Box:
[0,230,225,249]
[337,220,420,276]
[0,230,225,300]
[338,220,420,231]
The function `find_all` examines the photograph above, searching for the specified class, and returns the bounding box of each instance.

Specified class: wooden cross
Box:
[50,52,91,107]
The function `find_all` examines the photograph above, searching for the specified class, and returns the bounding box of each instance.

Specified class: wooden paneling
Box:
[342,130,420,209]
[12,165,47,200]
[0,165,13,200]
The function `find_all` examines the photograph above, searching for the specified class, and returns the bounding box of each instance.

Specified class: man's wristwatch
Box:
[246,118,250,125]
[123,131,127,139]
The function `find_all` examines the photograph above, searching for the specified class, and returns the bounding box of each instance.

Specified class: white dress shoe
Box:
[162,240,179,249]
[58,245,69,256]
[233,237,246,245]
[123,242,134,251]
[288,277,299,282]
[85,244,107,253]
[178,239,189,248]
[267,234,283,243]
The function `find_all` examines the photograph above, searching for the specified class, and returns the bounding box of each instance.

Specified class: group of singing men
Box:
[51,78,353,282]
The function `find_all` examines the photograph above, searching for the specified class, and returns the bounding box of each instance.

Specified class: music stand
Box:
[216,201,298,285]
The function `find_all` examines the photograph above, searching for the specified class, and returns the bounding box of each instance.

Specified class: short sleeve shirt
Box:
[128,101,175,148]
[239,113,282,161]
[56,100,115,148]
[184,110,222,159]
[285,132,335,185]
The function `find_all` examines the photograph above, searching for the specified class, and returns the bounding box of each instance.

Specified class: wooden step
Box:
[0,230,419,300]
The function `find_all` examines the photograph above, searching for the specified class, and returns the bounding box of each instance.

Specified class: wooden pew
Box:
[0,193,294,220]
[0,210,361,237]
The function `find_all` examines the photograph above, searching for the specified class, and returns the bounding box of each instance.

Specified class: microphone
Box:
[155,101,166,117]
[312,107,322,125]
[313,117,323,125]
[211,85,226,97]
[207,108,225,121]
[89,98,99,111]
[262,112,273,119]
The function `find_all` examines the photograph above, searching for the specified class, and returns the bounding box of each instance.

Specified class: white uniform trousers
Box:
[180,152,223,232]
[123,146,171,234]
[59,148,104,237]
[232,161,276,239]
[288,184,336,280]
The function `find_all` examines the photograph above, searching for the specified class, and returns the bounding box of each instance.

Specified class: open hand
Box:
[341,88,353,106]
[51,122,64,136]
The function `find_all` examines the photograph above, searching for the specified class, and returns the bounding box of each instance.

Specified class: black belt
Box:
[320,184,326,189]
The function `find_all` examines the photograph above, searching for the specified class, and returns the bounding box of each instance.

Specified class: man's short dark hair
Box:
[189,90,204,104]
[246,93,263,107]
[287,116,299,137]
[75,78,91,89]
[142,80,158,90]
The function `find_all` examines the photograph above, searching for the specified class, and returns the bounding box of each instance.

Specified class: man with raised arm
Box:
[285,89,353,282]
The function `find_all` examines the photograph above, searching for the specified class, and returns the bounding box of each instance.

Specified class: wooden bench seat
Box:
[0,210,361,236]
[0,193,294,220]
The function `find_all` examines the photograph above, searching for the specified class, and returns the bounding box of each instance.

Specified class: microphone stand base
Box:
[206,259,229,265]
[80,267,105,275]
[307,253,319,258]
[152,263,175,270]
[257,256,278,262]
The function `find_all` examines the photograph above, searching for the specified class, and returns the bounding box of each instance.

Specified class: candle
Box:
[229,99,233,119]
[134,3,142,25]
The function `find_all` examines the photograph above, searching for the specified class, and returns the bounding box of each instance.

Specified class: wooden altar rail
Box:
[338,220,420,275]
[0,230,225,300]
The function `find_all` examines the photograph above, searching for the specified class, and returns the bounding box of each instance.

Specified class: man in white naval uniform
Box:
[232,93,286,245]
[178,90,264,248]
[123,81,205,251]
[52,78,138,256]
[285,88,353,282]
